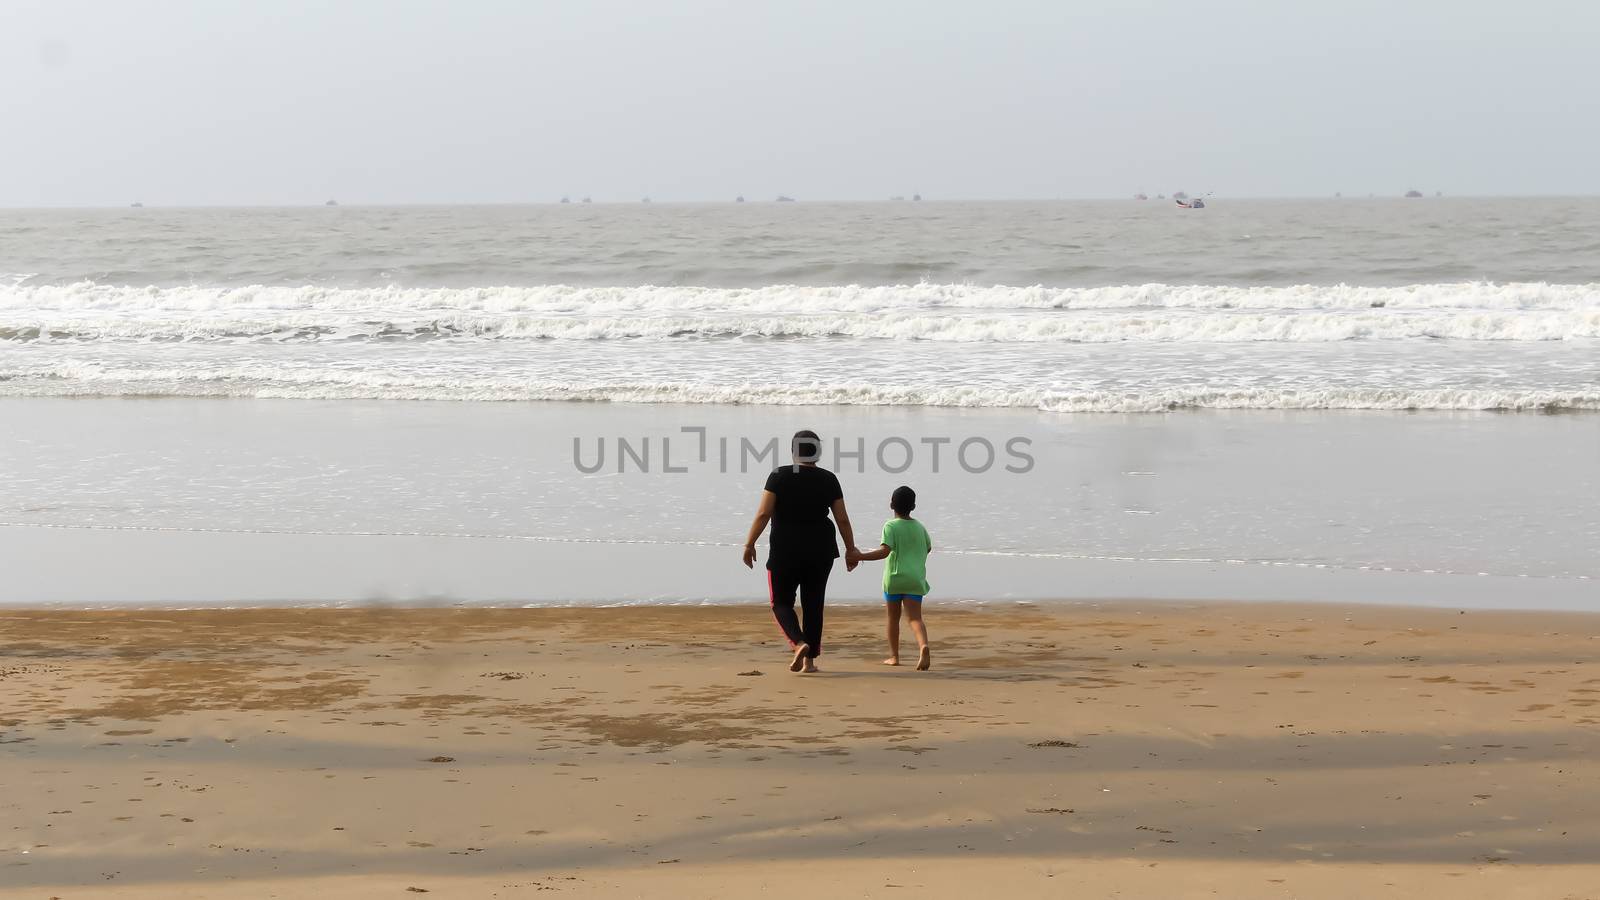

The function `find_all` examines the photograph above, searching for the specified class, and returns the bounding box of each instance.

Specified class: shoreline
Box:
[5,603,1600,897]
[3,524,1594,612]
[1,592,1598,614]
[3,399,1594,608]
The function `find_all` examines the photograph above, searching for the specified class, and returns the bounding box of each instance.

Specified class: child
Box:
[855,485,932,670]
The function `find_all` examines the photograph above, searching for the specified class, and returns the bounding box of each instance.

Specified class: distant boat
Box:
[890,195,905,201]
[1175,198,1206,209]
[1405,190,1424,198]
[913,193,922,201]
[776,195,795,202]
[1173,191,1189,201]
[1133,192,1148,201]
[1435,191,1443,198]
[560,196,570,204]
[325,199,338,206]
[1335,192,1342,198]
[130,202,143,208]
[641,197,652,203]
[582,196,592,204]
[1156,194,1166,199]
[736,195,745,203]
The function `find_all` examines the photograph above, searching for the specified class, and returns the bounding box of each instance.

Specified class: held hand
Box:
[844,545,861,572]
[742,544,757,569]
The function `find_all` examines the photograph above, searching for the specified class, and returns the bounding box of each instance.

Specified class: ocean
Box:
[1,199,1596,607]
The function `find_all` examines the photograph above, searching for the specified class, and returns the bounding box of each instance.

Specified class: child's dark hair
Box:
[890,485,916,514]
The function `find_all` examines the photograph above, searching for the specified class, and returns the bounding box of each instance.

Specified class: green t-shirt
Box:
[881,517,931,596]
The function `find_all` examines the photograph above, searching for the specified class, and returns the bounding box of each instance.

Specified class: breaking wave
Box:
[3,281,1598,344]
[2,367,1595,412]
[5,281,1595,410]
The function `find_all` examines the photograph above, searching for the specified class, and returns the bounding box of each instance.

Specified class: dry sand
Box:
[3,602,1599,898]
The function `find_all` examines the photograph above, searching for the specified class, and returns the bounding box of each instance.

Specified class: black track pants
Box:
[767,560,833,658]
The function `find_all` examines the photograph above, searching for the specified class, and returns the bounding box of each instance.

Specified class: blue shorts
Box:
[884,593,924,603]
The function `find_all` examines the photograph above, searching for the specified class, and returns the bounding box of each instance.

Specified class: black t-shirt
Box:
[762,465,844,570]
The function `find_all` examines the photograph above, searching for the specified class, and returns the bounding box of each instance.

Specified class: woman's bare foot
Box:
[883,658,900,666]
[916,646,931,671]
[790,644,810,672]
[803,659,820,674]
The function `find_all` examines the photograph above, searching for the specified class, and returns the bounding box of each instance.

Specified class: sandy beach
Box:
[4,602,1599,898]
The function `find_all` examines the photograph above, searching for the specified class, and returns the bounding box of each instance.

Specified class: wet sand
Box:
[4,603,1600,898]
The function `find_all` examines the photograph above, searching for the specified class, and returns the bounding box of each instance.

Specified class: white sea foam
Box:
[3,282,1598,343]
[3,364,1594,412]
[4,281,1596,410]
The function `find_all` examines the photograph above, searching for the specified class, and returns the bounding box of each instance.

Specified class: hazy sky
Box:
[5,0,1599,205]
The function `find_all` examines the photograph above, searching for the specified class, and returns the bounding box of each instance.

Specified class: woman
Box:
[742,429,859,674]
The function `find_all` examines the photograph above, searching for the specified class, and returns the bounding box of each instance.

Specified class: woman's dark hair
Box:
[891,485,916,514]
[792,429,821,462]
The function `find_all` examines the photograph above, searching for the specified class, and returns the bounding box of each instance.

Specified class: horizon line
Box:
[5,192,1598,211]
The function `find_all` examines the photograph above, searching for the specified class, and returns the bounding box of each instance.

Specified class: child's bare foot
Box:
[790,644,810,672]
[802,659,820,674]
[883,657,900,666]
[916,646,931,671]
